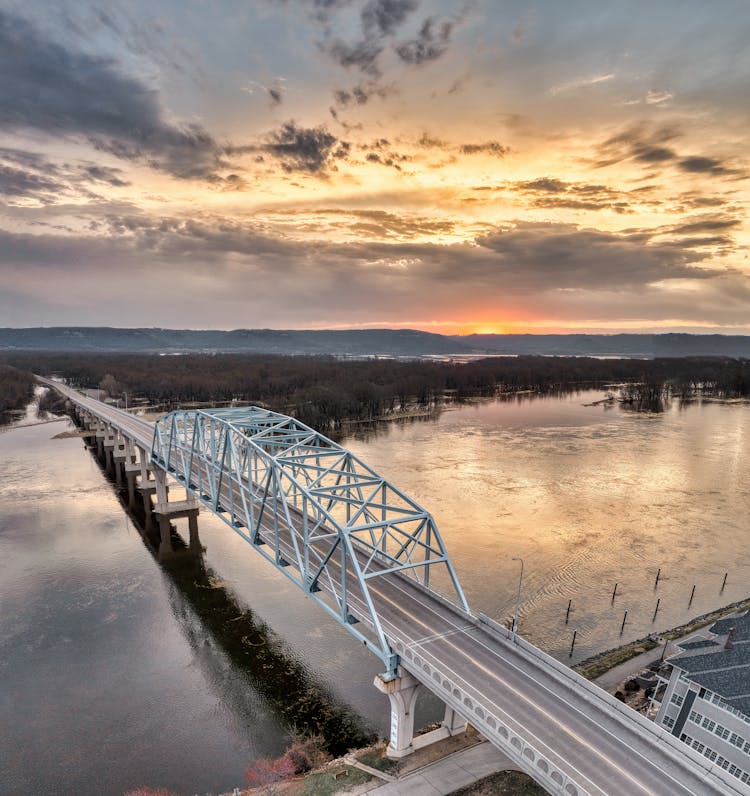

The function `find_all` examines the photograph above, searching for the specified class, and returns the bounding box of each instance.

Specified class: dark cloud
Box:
[594,124,680,169]
[333,81,392,106]
[0,165,61,201]
[0,9,221,179]
[633,146,676,163]
[327,38,384,75]
[594,124,744,180]
[416,132,447,148]
[395,16,454,65]
[518,178,567,192]
[669,217,741,235]
[460,141,509,157]
[268,87,284,106]
[0,147,131,203]
[362,0,419,36]
[82,165,130,188]
[512,177,633,212]
[678,156,732,175]
[264,121,342,174]
[473,222,719,291]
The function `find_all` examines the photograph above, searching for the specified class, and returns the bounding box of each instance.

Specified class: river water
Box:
[1,390,748,794]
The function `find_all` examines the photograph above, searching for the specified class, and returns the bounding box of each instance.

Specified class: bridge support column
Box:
[125,462,140,507]
[113,439,127,486]
[374,671,421,758]
[442,705,468,736]
[153,469,200,559]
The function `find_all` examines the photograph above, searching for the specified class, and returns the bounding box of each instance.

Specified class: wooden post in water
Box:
[721,572,728,592]
[689,584,696,606]
[654,568,661,588]
[611,583,618,603]
[569,630,577,658]
[620,610,628,634]
[653,598,661,622]
[565,599,572,625]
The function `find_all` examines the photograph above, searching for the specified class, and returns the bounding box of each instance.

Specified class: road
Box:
[44,380,745,796]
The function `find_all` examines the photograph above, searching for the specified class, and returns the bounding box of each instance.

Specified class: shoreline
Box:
[574,594,750,681]
[220,598,750,796]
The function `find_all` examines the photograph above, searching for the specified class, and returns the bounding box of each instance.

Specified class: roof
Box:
[669,611,750,719]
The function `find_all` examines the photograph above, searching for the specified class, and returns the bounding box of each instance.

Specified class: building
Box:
[653,611,750,786]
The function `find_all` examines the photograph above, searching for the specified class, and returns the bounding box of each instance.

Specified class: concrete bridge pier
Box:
[152,470,200,559]
[375,670,469,759]
[112,438,127,486]
[102,435,116,476]
[125,461,140,507]
[94,426,105,459]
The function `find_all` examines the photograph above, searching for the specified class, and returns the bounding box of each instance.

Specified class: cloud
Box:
[593,124,744,180]
[2,215,748,328]
[327,38,384,75]
[0,8,222,179]
[0,165,61,201]
[395,16,454,65]
[264,121,345,174]
[550,72,615,95]
[459,141,509,157]
[362,0,419,36]
[678,156,735,176]
[0,146,131,204]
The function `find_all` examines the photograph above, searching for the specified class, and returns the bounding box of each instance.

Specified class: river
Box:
[1,389,748,794]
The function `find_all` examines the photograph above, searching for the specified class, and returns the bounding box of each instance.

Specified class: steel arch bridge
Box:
[151,406,469,676]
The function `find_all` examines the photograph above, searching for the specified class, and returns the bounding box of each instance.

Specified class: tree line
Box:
[0,364,36,414]
[1,352,748,430]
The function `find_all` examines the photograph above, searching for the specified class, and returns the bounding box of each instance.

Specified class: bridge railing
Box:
[151,407,469,676]
[476,614,747,796]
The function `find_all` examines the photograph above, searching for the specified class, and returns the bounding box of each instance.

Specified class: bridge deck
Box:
[43,380,747,796]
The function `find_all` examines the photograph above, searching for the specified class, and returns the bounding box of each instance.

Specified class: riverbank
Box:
[574,594,750,681]
[223,596,750,796]
[218,732,543,796]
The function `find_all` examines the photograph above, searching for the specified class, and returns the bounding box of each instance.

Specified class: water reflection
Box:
[342,390,750,665]
[88,434,375,758]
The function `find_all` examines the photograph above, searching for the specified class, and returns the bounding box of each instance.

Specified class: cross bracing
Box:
[151,406,469,676]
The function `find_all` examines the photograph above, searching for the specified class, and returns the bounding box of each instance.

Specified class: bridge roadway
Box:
[44,380,746,796]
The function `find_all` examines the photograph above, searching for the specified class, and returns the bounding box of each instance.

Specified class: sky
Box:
[1,0,749,335]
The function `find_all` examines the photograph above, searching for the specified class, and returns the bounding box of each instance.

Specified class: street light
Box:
[511,556,524,643]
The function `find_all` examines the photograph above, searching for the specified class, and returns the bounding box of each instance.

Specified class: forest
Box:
[1,352,749,430]
[0,364,36,415]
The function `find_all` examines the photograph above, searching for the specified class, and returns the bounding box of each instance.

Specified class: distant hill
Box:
[0,327,749,358]
[0,327,471,356]
[452,333,750,358]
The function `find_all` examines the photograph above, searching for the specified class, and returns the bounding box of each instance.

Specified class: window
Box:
[671,693,684,707]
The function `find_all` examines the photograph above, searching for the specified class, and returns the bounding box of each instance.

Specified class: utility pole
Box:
[511,556,524,643]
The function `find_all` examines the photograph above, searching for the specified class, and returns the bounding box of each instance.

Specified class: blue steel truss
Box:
[151,407,469,676]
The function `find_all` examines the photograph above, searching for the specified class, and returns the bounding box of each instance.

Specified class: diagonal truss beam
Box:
[151,406,468,677]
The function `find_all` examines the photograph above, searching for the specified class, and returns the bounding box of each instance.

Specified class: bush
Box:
[245,754,296,787]
[624,679,640,692]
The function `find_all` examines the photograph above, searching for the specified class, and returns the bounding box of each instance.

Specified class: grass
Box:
[661,597,750,640]
[574,638,659,681]
[447,771,547,795]
[296,764,371,795]
[354,746,400,774]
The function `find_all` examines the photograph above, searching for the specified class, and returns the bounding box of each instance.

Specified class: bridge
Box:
[42,378,749,796]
